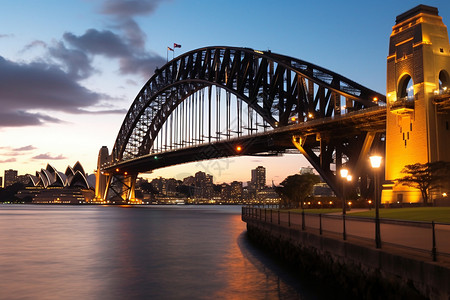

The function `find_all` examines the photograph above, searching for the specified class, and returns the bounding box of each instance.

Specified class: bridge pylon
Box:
[384,5,450,204]
[95,146,109,202]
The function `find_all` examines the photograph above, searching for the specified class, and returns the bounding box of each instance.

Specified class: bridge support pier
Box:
[292,130,384,201]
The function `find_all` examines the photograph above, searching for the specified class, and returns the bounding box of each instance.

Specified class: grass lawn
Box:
[348,207,450,223]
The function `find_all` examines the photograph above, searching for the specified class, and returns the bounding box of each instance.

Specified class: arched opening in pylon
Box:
[398,74,414,101]
[439,70,449,92]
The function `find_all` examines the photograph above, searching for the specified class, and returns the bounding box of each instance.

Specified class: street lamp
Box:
[370,155,382,248]
[340,169,350,215]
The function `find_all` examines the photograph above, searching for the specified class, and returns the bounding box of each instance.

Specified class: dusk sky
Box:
[1,0,450,185]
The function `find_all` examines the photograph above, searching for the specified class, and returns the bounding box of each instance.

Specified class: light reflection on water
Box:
[0,205,326,299]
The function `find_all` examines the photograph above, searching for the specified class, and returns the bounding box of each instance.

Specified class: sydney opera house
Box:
[17,162,96,204]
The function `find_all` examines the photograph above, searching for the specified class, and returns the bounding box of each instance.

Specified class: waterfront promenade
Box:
[242,207,450,299]
[243,207,450,264]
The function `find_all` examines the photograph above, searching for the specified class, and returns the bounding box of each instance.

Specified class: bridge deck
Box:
[103,106,386,174]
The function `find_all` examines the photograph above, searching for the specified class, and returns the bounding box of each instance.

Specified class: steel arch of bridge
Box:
[111,46,385,163]
[100,46,387,202]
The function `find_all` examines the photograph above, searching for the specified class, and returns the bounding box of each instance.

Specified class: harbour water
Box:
[0,205,335,299]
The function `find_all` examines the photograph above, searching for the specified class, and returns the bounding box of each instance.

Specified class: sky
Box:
[1,0,450,186]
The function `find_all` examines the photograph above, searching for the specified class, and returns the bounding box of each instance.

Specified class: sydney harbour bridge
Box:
[95,5,450,204]
[95,46,387,202]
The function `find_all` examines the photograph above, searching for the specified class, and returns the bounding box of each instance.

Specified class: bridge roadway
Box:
[102,106,386,175]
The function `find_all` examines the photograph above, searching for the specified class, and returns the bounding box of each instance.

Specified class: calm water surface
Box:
[0,205,332,299]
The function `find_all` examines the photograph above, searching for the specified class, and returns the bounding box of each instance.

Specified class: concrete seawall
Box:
[243,217,450,299]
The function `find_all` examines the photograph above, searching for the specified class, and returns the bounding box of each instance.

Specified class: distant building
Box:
[16,162,95,203]
[220,183,231,202]
[16,174,31,185]
[300,166,315,175]
[4,169,18,187]
[0,176,2,188]
[313,182,335,197]
[230,181,243,202]
[251,166,266,191]
[193,171,214,200]
[150,177,178,196]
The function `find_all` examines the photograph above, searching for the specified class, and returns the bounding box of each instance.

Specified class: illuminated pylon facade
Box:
[384,5,450,204]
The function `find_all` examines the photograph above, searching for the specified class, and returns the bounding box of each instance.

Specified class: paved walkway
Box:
[244,208,450,266]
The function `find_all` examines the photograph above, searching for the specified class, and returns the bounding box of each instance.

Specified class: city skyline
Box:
[1,0,450,185]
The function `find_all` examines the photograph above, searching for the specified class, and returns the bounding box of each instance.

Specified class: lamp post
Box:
[370,155,382,249]
[340,169,352,241]
[340,169,349,215]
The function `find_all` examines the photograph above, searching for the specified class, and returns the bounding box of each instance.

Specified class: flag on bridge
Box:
[174,43,181,48]
[167,47,174,51]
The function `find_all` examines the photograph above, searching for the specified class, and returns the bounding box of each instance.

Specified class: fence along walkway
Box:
[242,207,450,263]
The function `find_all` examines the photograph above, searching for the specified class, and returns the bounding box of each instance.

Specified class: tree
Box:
[276,173,320,208]
[396,161,450,205]
[0,182,25,203]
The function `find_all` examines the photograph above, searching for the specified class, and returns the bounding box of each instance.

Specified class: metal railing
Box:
[242,206,450,262]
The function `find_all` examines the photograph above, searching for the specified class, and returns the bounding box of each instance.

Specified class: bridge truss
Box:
[99,46,386,202]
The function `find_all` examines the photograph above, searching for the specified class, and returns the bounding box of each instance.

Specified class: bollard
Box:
[302,210,305,230]
[343,215,346,240]
[432,221,437,262]
[319,214,322,235]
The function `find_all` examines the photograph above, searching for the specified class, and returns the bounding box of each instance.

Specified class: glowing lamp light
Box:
[373,97,378,102]
[340,168,349,178]
[116,168,120,172]
[346,175,353,182]
[369,155,382,169]
[368,200,372,204]
[236,145,242,152]
[308,113,313,119]
[124,172,128,175]
[291,116,296,122]
[443,192,448,197]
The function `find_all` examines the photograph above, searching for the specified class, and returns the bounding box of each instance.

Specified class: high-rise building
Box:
[251,166,266,191]
[230,181,243,201]
[4,169,18,187]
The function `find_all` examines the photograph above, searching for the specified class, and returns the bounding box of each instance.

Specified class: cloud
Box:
[0,111,64,127]
[21,40,47,52]
[32,153,67,160]
[47,41,95,80]
[0,158,16,163]
[0,0,167,128]
[13,145,37,151]
[63,28,165,78]
[0,56,121,127]
[100,0,165,18]
[63,29,131,58]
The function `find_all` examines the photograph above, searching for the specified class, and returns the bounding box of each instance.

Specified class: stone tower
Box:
[384,5,450,204]
[95,146,109,201]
